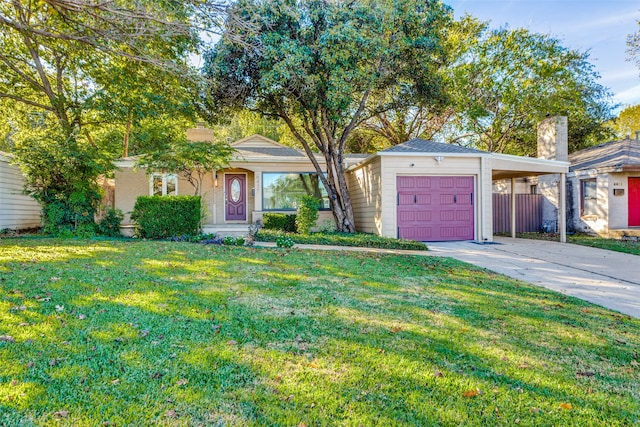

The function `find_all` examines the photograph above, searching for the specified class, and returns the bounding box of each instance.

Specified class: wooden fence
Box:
[493,194,543,233]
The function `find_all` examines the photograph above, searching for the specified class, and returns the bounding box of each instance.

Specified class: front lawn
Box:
[0,239,638,426]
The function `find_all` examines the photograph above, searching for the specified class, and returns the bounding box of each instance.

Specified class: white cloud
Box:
[613,82,640,107]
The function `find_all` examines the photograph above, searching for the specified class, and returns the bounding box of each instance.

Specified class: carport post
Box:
[511,177,516,238]
[559,172,566,243]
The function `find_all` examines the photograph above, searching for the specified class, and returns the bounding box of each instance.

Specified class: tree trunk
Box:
[329,162,356,233]
[122,119,132,157]
[279,113,357,233]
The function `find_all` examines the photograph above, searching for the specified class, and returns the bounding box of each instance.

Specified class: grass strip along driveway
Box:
[0,239,639,426]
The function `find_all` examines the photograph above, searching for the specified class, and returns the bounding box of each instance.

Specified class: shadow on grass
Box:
[0,239,638,426]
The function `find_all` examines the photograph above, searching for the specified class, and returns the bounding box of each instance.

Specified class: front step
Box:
[202,225,250,237]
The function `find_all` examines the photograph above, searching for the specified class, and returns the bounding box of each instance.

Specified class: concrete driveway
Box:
[428,237,640,318]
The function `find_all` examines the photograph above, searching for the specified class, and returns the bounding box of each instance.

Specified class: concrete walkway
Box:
[428,237,640,318]
[256,238,640,318]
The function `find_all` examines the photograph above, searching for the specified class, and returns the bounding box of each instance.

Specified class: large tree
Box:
[611,104,640,139]
[203,0,451,232]
[354,16,616,155]
[445,25,615,155]
[0,0,223,232]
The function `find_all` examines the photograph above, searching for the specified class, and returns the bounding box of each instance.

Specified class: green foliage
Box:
[262,213,297,233]
[441,21,615,154]
[12,128,111,235]
[137,139,235,195]
[0,0,206,233]
[296,195,320,235]
[610,104,640,139]
[257,229,428,251]
[203,0,452,232]
[131,196,201,239]
[97,208,124,237]
[275,235,295,248]
[317,219,338,233]
[223,236,246,246]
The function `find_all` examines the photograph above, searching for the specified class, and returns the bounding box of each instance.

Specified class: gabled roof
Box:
[380,139,485,155]
[232,134,308,160]
[569,138,640,172]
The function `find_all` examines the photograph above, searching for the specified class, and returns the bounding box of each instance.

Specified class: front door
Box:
[225,174,246,221]
[629,177,640,227]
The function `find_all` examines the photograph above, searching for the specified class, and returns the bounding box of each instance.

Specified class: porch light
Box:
[434,156,444,165]
[214,172,218,187]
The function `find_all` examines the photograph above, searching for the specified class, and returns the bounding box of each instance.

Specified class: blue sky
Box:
[446,0,640,110]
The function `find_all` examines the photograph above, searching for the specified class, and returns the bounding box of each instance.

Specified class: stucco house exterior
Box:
[114,122,569,242]
[0,151,41,230]
[566,136,640,237]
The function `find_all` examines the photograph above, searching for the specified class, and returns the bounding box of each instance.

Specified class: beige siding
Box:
[347,158,382,234]
[0,158,41,229]
[115,167,216,225]
[114,168,150,224]
[379,156,482,240]
[115,160,329,226]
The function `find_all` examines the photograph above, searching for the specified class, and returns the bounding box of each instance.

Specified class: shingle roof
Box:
[380,139,485,155]
[235,147,307,159]
[569,138,640,172]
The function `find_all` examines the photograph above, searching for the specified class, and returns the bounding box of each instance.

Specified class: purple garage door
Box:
[397,176,474,241]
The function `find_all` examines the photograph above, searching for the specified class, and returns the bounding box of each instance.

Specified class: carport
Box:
[490,153,569,242]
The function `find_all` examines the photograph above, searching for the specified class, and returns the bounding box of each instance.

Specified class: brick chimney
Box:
[186,123,214,142]
[537,116,568,161]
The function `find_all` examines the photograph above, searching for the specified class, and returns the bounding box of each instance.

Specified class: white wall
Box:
[0,156,41,230]
[566,170,608,234]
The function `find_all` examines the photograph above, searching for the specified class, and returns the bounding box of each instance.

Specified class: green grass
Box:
[256,229,428,251]
[0,238,639,426]
[506,232,640,255]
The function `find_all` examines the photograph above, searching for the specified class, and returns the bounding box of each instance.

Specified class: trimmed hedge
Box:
[256,229,428,251]
[131,196,201,239]
[262,213,297,232]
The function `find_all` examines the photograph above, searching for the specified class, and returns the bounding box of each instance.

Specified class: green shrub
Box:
[97,208,124,237]
[317,219,337,233]
[296,196,319,234]
[256,229,428,251]
[276,235,295,248]
[131,196,201,239]
[223,236,246,246]
[262,213,297,232]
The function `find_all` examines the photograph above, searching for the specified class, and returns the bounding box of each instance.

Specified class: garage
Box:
[397,176,474,241]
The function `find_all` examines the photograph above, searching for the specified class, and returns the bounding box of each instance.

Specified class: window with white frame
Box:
[150,173,178,196]
[262,172,329,210]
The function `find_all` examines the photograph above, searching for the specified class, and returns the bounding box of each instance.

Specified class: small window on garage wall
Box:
[581,179,597,216]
